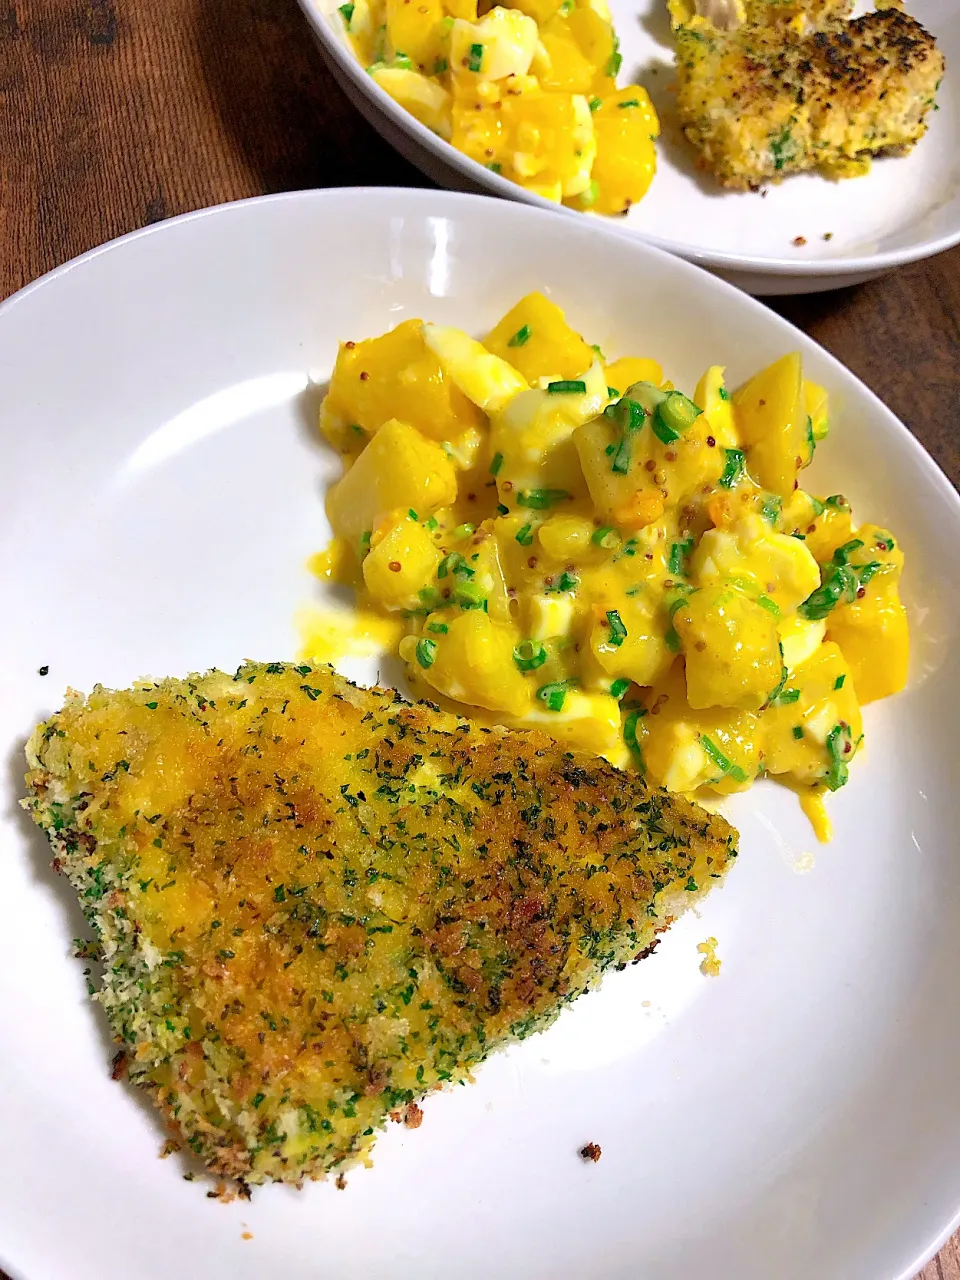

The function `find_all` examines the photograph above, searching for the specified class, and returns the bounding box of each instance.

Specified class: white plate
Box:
[297,0,960,294]
[1,188,959,1280]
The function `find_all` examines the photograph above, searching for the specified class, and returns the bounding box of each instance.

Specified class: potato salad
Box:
[318,292,908,838]
[338,0,658,215]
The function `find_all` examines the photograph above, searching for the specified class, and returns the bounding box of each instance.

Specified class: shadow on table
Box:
[193,0,433,195]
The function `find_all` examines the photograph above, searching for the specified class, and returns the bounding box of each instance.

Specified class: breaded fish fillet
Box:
[674,7,944,189]
[25,662,736,1187]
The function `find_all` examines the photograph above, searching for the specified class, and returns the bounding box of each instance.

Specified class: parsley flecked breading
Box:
[672,6,944,190]
[24,662,736,1186]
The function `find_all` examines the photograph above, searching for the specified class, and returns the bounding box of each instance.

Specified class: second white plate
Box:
[298,0,960,293]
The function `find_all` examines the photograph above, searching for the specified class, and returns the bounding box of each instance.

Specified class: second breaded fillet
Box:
[674,7,945,189]
[24,662,737,1187]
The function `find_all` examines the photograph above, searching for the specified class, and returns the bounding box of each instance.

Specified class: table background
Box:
[1,2,958,1278]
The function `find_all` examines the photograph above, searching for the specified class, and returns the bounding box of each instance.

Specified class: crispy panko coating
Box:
[25,661,736,1186]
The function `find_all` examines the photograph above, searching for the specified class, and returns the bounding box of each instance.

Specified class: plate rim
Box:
[2,185,960,1280]
[294,0,960,279]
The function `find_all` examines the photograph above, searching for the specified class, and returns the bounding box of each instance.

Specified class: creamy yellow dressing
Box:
[314,291,909,839]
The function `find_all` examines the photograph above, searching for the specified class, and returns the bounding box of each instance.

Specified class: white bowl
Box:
[297,0,960,294]
[1,188,959,1280]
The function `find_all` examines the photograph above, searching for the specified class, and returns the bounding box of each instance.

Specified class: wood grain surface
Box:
[1,2,958,1277]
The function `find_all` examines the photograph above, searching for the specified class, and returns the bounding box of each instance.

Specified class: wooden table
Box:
[1,3,958,1277]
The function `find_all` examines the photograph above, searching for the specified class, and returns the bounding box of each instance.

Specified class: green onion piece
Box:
[825,494,849,510]
[798,562,860,621]
[833,538,864,565]
[623,708,645,772]
[618,98,639,107]
[806,414,816,463]
[718,448,745,489]
[425,516,439,531]
[809,496,825,518]
[489,451,504,475]
[606,385,620,398]
[610,397,645,432]
[589,96,602,112]
[592,526,620,550]
[792,725,804,740]
[606,609,627,647]
[756,594,781,617]
[824,723,853,791]
[591,343,605,360]
[668,537,694,578]
[486,162,502,175]
[427,621,448,634]
[857,561,880,588]
[700,735,748,784]
[770,686,800,706]
[359,529,372,555]
[760,494,782,526]
[454,580,487,609]
[664,596,688,653]
[408,508,418,521]
[537,681,569,712]
[339,2,354,24]
[611,433,632,475]
[653,392,701,444]
[467,41,483,71]
[517,488,570,510]
[515,523,535,546]
[434,56,448,73]
[606,35,621,77]
[437,551,472,579]
[497,502,510,516]
[513,640,548,672]
[507,325,531,348]
[549,571,579,593]
[610,678,630,699]
[546,379,587,395]
[453,523,475,540]
[415,638,437,669]
[718,387,731,401]
[834,673,846,690]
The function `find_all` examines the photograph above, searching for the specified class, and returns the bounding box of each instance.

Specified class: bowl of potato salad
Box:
[317,287,908,841]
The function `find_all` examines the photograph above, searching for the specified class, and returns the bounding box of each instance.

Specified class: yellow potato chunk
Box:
[403,611,532,714]
[586,87,659,217]
[385,0,445,70]
[690,515,821,615]
[674,584,783,712]
[733,353,807,499]
[535,9,615,95]
[321,318,482,446]
[586,595,673,689]
[605,356,663,395]
[827,588,908,704]
[636,663,761,795]
[363,517,442,610]
[327,419,458,549]
[484,292,594,383]
[693,365,738,448]
[763,642,862,787]
[423,323,529,413]
[450,7,538,81]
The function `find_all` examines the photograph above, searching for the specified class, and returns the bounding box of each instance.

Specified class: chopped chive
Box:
[606,609,627,647]
[664,596,688,653]
[408,508,418,521]
[515,523,535,546]
[806,414,816,462]
[425,515,439,530]
[718,448,745,489]
[486,162,502,175]
[549,571,579,593]
[756,594,781,617]
[427,621,448,634]
[825,494,849,510]
[592,526,620,550]
[834,673,846,690]
[824,722,853,791]
[437,551,471,579]
[338,1,354,24]
[618,98,639,108]
[497,502,510,515]
[434,56,448,73]
[770,686,800,705]
[467,41,483,71]
[623,708,644,771]
[546,379,587,395]
[513,640,548,672]
[605,35,621,77]
[415,638,437,669]
[653,391,700,444]
[792,725,804,740]
[507,325,531,348]
[809,495,825,518]
[589,96,602,112]
[454,579,486,609]
[760,494,782,525]
[607,386,620,398]
[668,536,694,577]
[833,538,864,565]
[700,735,748,784]
[537,681,569,712]
[517,488,570,509]
[489,451,504,475]
[610,678,631,699]
[453,522,475,540]
[611,433,632,474]
[718,387,731,401]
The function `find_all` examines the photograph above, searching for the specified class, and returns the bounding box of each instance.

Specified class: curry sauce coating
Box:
[675,8,944,190]
[25,662,736,1186]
